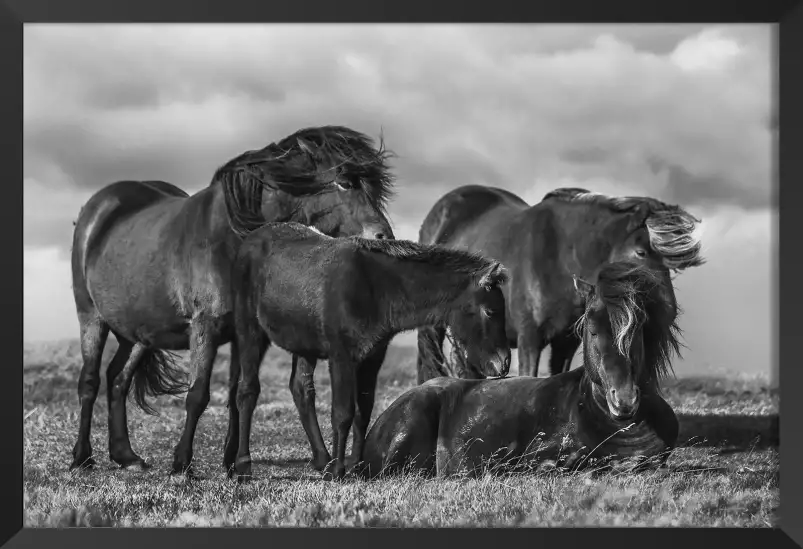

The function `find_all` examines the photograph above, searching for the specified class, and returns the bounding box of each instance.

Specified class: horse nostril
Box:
[375,232,386,240]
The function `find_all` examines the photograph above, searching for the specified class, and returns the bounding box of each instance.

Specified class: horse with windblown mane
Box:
[69,125,396,478]
[416,185,704,382]
[359,260,683,478]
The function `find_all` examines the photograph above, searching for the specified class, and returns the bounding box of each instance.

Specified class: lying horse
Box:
[226,223,511,481]
[360,260,681,478]
[69,126,395,476]
[416,186,704,381]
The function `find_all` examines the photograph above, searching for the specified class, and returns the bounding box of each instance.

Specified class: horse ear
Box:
[573,275,594,300]
[479,261,507,289]
[626,202,651,233]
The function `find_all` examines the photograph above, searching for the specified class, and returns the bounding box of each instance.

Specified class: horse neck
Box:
[545,202,630,274]
[204,181,298,238]
[367,252,472,334]
[191,183,236,236]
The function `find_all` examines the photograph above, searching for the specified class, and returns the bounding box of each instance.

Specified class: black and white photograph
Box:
[22,23,778,527]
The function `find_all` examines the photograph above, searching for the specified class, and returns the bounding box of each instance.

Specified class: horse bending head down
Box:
[573,261,681,421]
[215,126,395,240]
[445,258,511,377]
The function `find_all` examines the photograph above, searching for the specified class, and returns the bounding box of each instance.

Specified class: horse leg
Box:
[548,331,581,376]
[417,324,447,384]
[222,338,241,474]
[171,319,220,477]
[348,342,388,469]
[232,328,270,482]
[70,312,110,470]
[289,354,331,471]
[323,353,357,481]
[517,324,544,377]
[106,341,149,469]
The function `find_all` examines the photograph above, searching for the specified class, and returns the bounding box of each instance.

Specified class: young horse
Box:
[226,222,511,481]
[359,260,681,478]
[69,126,395,476]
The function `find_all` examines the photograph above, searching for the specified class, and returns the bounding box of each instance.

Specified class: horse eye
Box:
[481,308,493,318]
[635,249,647,258]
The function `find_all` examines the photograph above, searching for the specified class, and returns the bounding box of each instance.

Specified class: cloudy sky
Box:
[23,24,776,379]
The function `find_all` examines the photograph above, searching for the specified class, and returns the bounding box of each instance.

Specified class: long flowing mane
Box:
[214,126,396,237]
[576,261,682,392]
[353,238,509,286]
[542,188,705,272]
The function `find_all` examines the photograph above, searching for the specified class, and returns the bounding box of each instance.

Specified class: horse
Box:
[225,222,511,482]
[69,126,395,477]
[416,186,704,382]
[359,260,681,479]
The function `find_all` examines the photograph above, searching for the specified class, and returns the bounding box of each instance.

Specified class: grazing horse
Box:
[359,260,681,478]
[416,186,704,382]
[69,126,395,476]
[226,222,511,481]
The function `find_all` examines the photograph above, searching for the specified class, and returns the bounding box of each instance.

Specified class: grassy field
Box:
[23,338,779,527]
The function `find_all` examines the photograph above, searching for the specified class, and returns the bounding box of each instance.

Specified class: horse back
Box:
[418,185,529,250]
[71,180,189,313]
[360,377,475,478]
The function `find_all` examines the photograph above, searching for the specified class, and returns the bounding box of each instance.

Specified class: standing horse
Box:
[416,186,704,382]
[226,222,511,481]
[360,260,681,478]
[69,126,395,476]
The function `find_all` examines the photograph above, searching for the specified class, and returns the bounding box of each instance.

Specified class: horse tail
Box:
[131,349,188,415]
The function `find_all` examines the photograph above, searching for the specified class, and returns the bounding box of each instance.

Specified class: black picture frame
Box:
[4,0,800,546]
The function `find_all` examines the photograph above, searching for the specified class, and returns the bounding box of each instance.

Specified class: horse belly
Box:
[258,301,327,359]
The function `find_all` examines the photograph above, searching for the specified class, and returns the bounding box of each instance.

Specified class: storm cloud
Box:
[23,24,776,381]
[25,24,774,250]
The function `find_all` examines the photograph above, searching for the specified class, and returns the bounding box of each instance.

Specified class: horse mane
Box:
[213,126,396,237]
[576,260,682,392]
[353,238,509,287]
[542,188,705,272]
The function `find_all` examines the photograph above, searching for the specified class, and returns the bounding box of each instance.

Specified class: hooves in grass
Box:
[311,453,333,472]
[224,466,254,484]
[322,461,346,481]
[69,456,96,472]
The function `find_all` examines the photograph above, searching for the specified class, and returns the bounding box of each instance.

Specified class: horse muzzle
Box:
[606,386,640,421]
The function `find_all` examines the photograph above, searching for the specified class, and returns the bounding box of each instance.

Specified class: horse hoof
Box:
[236,471,254,484]
[69,457,96,471]
[322,463,345,481]
[311,456,332,472]
[169,467,200,483]
[345,455,363,471]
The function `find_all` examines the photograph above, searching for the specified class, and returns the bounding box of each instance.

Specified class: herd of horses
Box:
[66,125,705,482]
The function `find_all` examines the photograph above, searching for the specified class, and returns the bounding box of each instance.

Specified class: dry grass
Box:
[23,339,779,527]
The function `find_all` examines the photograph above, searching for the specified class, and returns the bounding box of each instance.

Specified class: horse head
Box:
[216,126,396,240]
[574,260,681,421]
[446,260,511,379]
